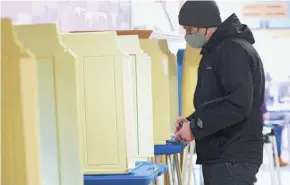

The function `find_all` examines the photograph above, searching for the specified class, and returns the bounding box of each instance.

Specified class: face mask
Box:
[185,33,207,48]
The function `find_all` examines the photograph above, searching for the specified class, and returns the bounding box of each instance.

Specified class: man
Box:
[174,1,265,185]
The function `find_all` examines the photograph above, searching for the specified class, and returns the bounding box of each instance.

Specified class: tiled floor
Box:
[256,151,290,185]
[256,165,290,185]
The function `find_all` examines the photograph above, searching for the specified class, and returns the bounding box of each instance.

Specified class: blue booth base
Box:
[154,142,185,155]
[84,162,167,185]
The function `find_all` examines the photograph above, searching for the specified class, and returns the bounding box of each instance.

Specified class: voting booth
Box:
[140,38,178,145]
[117,35,154,161]
[14,23,83,185]
[182,45,202,116]
[158,40,179,131]
[61,32,135,174]
[1,18,42,185]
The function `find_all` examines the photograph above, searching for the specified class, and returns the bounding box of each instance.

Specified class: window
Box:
[267,18,290,29]
[217,1,262,29]
[1,1,32,24]
[258,38,290,105]
[267,1,290,28]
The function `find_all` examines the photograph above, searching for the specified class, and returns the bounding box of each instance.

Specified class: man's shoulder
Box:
[217,37,260,60]
[218,37,254,51]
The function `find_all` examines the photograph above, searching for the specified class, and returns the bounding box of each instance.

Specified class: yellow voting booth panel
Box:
[140,39,174,145]
[61,32,135,174]
[14,24,82,185]
[158,40,179,131]
[182,44,202,116]
[117,35,154,161]
[1,19,42,185]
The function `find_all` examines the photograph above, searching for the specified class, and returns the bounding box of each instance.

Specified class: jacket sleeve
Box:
[186,111,197,121]
[191,42,254,139]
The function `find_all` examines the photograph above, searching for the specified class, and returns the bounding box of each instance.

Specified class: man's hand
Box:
[175,121,195,142]
[174,116,188,134]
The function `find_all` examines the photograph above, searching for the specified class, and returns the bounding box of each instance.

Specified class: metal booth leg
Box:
[166,155,174,185]
[199,165,204,185]
[166,154,183,185]
[188,141,195,185]
[181,146,188,184]
[270,133,282,185]
[155,155,164,185]
[286,115,290,163]
[173,154,183,185]
[181,142,197,185]
[264,134,277,185]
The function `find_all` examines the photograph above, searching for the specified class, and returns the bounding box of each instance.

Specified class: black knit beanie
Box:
[179,0,222,28]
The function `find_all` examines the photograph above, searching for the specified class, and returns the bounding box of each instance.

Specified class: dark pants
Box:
[202,162,260,185]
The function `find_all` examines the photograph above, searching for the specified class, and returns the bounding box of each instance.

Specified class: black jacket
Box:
[187,14,265,165]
